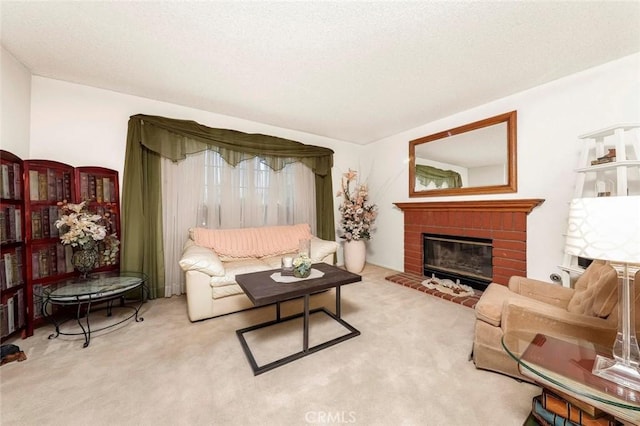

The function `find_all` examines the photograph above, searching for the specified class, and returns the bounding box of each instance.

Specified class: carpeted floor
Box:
[0,264,539,425]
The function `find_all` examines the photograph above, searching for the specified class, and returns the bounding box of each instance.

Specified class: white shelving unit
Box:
[559,124,640,287]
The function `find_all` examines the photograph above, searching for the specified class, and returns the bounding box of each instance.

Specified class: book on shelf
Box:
[55,176,63,201]
[31,252,40,280]
[79,172,89,200]
[0,303,7,337]
[42,207,50,238]
[13,163,21,200]
[38,250,50,279]
[1,164,9,199]
[37,172,48,201]
[7,297,14,334]
[591,157,616,166]
[2,247,25,290]
[3,253,14,289]
[47,169,56,201]
[29,170,39,201]
[0,210,5,243]
[0,258,5,291]
[88,174,96,200]
[0,207,21,244]
[96,178,103,202]
[48,245,57,276]
[6,206,16,242]
[103,177,111,202]
[49,205,59,238]
[63,172,72,201]
[14,207,22,241]
[31,210,42,239]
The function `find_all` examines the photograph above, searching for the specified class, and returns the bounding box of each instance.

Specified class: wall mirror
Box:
[409,111,517,197]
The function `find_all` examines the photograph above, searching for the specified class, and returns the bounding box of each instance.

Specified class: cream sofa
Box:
[179,224,339,322]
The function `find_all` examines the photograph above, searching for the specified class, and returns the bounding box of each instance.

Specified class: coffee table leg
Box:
[303,295,309,351]
[336,286,341,318]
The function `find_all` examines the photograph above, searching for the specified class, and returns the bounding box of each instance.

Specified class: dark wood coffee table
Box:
[235,262,361,375]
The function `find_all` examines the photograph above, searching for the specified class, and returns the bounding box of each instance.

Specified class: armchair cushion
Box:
[475,283,512,327]
[567,261,618,318]
[508,276,574,309]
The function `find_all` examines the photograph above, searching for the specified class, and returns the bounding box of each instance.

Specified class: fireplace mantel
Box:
[395,198,545,286]
[394,199,544,214]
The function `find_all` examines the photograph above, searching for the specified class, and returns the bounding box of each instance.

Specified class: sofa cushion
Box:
[567,261,618,318]
[178,244,225,276]
[212,284,245,299]
[310,237,339,262]
[191,224,312,261]
[209,259,272,287]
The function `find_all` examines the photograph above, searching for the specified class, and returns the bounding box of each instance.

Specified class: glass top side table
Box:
[502,330,640,424]
[38,271,148,348]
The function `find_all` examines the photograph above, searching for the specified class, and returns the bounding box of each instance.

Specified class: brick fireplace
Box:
[394,199,544,286]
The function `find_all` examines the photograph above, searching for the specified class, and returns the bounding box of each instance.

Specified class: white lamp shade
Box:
[565,196,640,263]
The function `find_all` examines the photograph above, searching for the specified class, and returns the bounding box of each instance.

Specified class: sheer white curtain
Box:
[161,153,206,297]
[161,150,316,297]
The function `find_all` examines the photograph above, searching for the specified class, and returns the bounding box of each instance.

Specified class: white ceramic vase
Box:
[343,239,366,273]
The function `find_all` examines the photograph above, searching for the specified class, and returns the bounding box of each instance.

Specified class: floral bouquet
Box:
[55,200,120,266]
[336,169,378,241]
[292,253,312,278]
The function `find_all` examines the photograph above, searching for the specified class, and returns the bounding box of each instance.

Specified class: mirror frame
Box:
[409,110,517,197]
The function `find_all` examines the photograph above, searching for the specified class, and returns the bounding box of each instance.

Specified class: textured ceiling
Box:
[1,1,639,144]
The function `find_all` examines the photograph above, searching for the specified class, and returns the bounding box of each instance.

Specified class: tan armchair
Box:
[471,260,639,381]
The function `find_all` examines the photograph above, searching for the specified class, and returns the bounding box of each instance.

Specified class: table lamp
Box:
[565,196,640,390]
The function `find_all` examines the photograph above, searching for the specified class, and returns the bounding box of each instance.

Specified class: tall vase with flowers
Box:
[336,169,378,273]
[55,200,120,280]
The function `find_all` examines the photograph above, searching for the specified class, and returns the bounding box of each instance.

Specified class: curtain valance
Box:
[415,164,463,189]
[134,114,334,175]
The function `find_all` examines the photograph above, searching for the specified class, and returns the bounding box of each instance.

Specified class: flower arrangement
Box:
[55,201,120,265]
[292,253,312,278]
[336,169,378,241]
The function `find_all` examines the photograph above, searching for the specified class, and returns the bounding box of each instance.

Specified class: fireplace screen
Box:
[423,234,492,290]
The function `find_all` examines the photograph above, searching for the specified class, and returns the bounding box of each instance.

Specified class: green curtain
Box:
[415,164,463,189]
[121,114,335,298]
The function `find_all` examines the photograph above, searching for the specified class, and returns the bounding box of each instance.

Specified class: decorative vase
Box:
[71,240,99,280]
[344,239,366,273]
[293,254,312,278]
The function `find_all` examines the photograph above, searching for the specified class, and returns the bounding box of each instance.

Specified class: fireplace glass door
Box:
[423,234,493,290]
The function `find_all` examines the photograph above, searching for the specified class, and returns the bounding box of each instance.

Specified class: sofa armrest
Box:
[501,297,617,347]
[178,244,225,277]
[310,236,338,263]
[508,276,574,309]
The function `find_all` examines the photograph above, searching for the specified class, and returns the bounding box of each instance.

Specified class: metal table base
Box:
[236,290,360,375]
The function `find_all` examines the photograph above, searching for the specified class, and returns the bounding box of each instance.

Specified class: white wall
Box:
[24,53,640,278]
[28,76,362,256]
[366,53,640,281]
[1,47,31,158]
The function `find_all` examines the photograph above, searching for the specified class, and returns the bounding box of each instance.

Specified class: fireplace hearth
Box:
[423,233,493,291]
